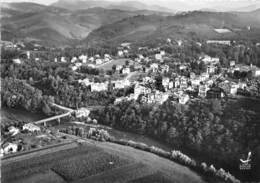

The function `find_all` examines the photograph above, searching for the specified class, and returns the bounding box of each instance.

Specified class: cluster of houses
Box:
[117,42,131,57]
[79,78,131,92]
[1,123,41,156]
[114,50,260,105]
[57,54,112,71]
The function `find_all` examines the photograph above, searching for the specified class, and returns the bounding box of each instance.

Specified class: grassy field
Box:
[74,163,155,183]
[10,170,66,183]
[2,144,100,183]
[2,137,206,183]
[1,107,46,125]
[97,58,131,70]
[129,171,173,183]
[52,151,129,181]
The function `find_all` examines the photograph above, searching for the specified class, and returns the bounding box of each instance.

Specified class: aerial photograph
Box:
[0,0,259,182]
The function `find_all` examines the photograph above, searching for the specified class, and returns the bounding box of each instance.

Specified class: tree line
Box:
[91,99,260,181]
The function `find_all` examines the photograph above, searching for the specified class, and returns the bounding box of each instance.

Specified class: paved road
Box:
[51,103,74,112]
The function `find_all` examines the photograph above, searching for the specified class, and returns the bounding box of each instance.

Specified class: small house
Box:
[75,108,90,118]
[23,123,40,132]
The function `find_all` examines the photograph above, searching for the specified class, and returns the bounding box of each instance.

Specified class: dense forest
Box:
[91,99,260,181]
[1,55,133,109]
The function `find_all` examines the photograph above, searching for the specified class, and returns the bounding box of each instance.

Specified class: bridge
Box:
[34,111,72,126]
[33,103,104,126]
[33,103,74,126]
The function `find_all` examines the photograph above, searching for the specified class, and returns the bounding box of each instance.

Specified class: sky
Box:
[2,0,260,11]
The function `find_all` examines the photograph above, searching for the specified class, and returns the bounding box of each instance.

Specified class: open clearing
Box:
[97,58,131,70]
[2,139,205,183]
[0,107,46,125]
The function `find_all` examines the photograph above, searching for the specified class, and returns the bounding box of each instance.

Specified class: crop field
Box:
[2,144,101,183]
[74,163,155,183]
[2,137,205,183]
[52,151,130,181]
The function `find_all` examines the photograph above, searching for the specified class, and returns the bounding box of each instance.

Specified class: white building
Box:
[75,108,90,118]
[95,59,103,65]
[179,65,187,71]
[116,65,123,71]
[75,62,82,67]
[143,77,155,84]
[79,78,90,86]
[230,60,236,67]
[201,55,219,64]
[253,68,260,77]
[198,85,209,98]
[160,50,166,56]
[118,50,124,57]
[91,82,108,92]
[200,73,210,81]
[207,65,216,74]
[150,63,159,72]
[8,126,20,136]
[161,65,169,73]
[61,57,66,62]
[71,66,78,71]
[26,51,30,59]
[13,58,21,64]
[155,53,162,61]
[71,57,77,63]
[122,67,130,74]
[2,143,18,154]
[206,40,231,46]
[230,84,239,95]
[134,84,151,100]
[179,94,190,105]
[88,64,96,68]
[162,77,170,90]
[79,54,88,63]
[191,79,201,86]
[89,57,95,62]
[104,54,111,59]
[177,40,183,46]
[23,123,40,132]
[113,80,131,89]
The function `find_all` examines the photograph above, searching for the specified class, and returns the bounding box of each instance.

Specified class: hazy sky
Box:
[2,0,260,11]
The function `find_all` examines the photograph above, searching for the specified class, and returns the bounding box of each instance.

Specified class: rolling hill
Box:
[1,2,172,47]
[2,2,260,48]
[85,10,260,46]
[52,0,174,13]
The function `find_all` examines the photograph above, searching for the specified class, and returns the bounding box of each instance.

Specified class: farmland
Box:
[2,138,205,183]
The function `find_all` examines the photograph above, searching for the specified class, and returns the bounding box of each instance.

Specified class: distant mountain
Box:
[1,2,171,47]
[199,8,218,12]
[231,2,260,12]
[85,11,260,46]
[52,0,175,12]
[2,2,260,48]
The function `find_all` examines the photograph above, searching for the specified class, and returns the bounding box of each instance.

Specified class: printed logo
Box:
[239,151,251,170]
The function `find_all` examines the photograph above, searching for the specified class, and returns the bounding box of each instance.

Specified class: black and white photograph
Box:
[0,0,260,182]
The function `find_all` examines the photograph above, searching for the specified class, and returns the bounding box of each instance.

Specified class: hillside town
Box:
[6,38,260,107]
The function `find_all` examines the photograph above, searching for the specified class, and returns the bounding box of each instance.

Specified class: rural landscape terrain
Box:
[1,0,260,183]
